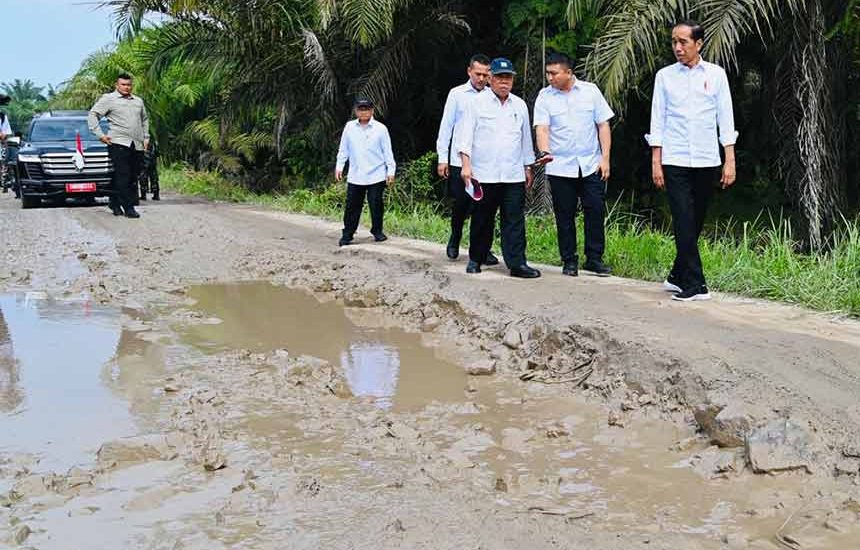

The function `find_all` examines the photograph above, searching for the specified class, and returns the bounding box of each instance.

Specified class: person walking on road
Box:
[435,54,498,266]
[456,57,540,279]
[335,98,396,247]
[534,52,614,277]
[646,20,738,302]
[88,73,150,218]
[138,140,160,202]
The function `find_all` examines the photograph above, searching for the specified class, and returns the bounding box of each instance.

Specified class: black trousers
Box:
[548,172,606,265]
[664,165,720,290]
[138,151,159,197]
[448,166,475,243]
[469,181,526,268]
[108,143,143,211]
[342,181,385,239]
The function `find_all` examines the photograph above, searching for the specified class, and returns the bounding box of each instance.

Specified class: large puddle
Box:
[182,282,467,411]
[0,294,144,472]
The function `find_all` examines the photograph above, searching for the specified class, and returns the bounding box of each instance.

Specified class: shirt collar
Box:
[111,90,136,100]
[353,117,375,128]
[676,59,707,72]
[465,81,484,94]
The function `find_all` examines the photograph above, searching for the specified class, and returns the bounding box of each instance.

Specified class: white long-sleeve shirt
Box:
[335,118,396,186]
[0,113,11,136]
[533,80,614,178]
[435,81,488,167]
[455,91,535,184]
[645,60,738,168]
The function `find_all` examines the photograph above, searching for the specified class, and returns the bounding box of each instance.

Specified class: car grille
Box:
[22,163,44,179]
[40,152,112,176]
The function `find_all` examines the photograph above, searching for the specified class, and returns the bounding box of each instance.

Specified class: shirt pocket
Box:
[549,105,569,130]
[573,104,596,129]
[476,113,498,134]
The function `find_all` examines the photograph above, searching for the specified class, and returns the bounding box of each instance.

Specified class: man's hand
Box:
[143,139,150,151]
[460,167,472,187]
[0,133,7,142]
[437,163,449,178]
[386,175,395,187]
[525,166,534,189]
[100,135,112,145]
[652,163,665,190]
[335,169,343,182]
[597,156,611,182]
[720,159,736,189]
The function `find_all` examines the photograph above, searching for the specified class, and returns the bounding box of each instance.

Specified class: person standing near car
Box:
[0,94,16,196]
[335,98,396,246]
[88,73,150,218]
[435,54,498,266]
[456,57,540,279]
[646,20,737,302]
[534,52,614,278]
[138,140,160,201]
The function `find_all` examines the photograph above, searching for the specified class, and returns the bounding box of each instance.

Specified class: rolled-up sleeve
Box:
[645,71,665,147]
[382,127,396,177]
[88,95,108,138]
[435,90,457,162]
[716,69,738,147]
[594,89,614,124]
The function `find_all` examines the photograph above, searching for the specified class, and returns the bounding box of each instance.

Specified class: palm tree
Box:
[566,0,857,250]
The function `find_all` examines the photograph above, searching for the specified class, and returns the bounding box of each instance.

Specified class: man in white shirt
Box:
[0,96,11,141]
[457,57,540,279]
[436,54,499,265]
[647,20,737,302]
[335,98,396,246]
[534,52,614,278]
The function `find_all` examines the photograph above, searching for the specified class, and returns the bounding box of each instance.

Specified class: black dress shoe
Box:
[446,234,460,259]
[562,262,578,276]
[466,260,481,274]
[373,233,388,242]
[338,237,353,247]
[140,195,147,201]
[510,264,541,278]
[151,194,160,201]
[125,209,141,219]
[583,259,612,277]
[110,205,123,216]
[484,252,500,266]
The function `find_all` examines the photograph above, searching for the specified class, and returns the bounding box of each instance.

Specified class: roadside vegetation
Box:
[161,164,860,317]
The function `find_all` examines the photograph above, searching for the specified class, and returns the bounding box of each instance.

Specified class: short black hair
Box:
[545,52,574,71]
[117,72,133,81]
[469,54,491,67]
[674,20,705,42]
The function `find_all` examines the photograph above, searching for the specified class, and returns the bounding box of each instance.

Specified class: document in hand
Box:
[465,178,483,201]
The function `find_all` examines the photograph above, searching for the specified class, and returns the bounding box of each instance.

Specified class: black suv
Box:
[16,111,113,209]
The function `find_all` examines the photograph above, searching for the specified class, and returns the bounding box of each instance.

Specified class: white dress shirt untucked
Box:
[336,118,396,186]
[646,60,738,168]
[533,80,614,178]
[456,91,535,184]
[435,81,488,168]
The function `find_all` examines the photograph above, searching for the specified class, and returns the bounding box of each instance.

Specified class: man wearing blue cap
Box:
[335,98,396,246]
[456,57,541,279]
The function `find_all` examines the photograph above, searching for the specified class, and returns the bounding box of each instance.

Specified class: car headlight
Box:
[17,154,41,163]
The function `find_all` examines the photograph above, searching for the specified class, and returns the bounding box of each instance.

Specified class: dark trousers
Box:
[108,143,143,211]
[548,172,607,265]
[342,182,385,239]
[448,166,475,243]
[664,165,719,290]
[469,181,526,268]
[138,152,159,197]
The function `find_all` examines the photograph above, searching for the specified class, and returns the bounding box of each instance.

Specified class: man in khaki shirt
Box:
[88,73,150,218]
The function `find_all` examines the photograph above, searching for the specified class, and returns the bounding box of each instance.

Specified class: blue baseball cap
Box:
[490,58,516,75]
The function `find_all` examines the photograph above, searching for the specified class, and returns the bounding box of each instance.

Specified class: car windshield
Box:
[29,119,109,142]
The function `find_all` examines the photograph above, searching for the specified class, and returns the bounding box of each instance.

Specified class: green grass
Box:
[161,166,860,317]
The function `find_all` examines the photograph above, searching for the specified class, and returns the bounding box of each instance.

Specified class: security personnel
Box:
[138,141,160,201]
[88,73,150,218]
[435,54,498,265]
[534,52,614,277]
[335,98,396,246]
[456,57,540,279]
[647,20,737,302]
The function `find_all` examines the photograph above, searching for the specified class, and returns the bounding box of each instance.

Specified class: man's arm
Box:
[716,70,738,189]
[382,127,396,185]
[435,89,458,177]
[88,95,110,144]
[520,103,536,188]
[646,72,667,189]
[597,121,612,181]
[335,125,349,182]
[456,103,477,185]
[142,102,151,150]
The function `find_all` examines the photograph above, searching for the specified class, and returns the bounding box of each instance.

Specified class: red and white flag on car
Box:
[72,131,85,170]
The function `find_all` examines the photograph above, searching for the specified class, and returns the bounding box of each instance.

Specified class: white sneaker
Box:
[663,280,682,293]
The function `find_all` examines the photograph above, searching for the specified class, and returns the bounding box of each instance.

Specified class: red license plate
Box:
[66,183,96,193]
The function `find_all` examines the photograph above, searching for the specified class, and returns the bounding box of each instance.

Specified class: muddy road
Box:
[1,192,859,549]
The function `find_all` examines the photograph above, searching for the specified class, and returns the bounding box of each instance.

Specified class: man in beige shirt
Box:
[88,73,150,218]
